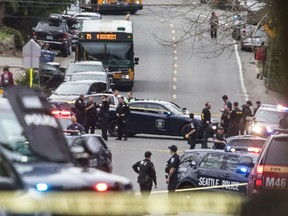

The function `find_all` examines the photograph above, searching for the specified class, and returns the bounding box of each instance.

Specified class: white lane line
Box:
[234,43,249,101]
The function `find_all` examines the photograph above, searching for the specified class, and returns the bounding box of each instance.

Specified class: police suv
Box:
[248,104,288,137]
[0,87,132,193]
[108,100,218,140]
[247,131,288,196]
[177,149,257,194]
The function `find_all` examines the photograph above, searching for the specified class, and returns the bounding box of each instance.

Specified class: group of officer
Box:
[186,95,262,150]
[71,90,131,141]
[132,145,180,215]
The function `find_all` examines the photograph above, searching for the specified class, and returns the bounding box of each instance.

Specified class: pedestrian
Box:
[132,151,157,199]
[74,94,86,125]
[213,126,226,150]
[229,102,242,136]
[185,113,199,149]
[240,100,253,135]
[0,66,14,97]
[66,115,85,134]
[127,91,136,102]
[220,95,232,112]
[254,101,261,116]
[112,89,120,106]
[98,95,110,141]
[254,42,266,79]
[210,11,219,39]
[165,145,180,215]
[84,96,97,134]
[201,102,211,149]
[115,96,130,141]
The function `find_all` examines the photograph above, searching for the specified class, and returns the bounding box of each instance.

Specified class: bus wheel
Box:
[108,119,118,137]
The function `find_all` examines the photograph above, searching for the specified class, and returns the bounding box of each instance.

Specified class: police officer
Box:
[201,102,211,149]
[132,151,157,198]
[115,96,130,141]
[213,126,226,149]
[241,100,253,135]
[99,95,110,141]
[186,113,199,149]
[254,101,261,116]
[165,145,180,215]
[84,96,97,134]
[66,115,85,134]
[230,102,242,136]
[75,94,86,125]
[220,105,231,137]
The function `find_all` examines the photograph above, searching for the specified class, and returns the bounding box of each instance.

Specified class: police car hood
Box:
[16,163,132,191]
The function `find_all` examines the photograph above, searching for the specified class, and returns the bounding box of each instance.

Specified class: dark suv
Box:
[33,14,72,57]
[247,132,288,196]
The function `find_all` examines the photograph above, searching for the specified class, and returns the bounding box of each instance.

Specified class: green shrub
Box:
[1,27,24,50]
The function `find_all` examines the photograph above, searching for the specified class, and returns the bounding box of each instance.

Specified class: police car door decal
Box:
[155,119,165,130]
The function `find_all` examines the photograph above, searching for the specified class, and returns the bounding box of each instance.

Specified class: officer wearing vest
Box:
[132,151,157,198]
[185,113,199,149]
[84,96,97,134]
[213,126,226,149]
[230,102,243,136]
[201,102,211,149]
[115,96,130,141]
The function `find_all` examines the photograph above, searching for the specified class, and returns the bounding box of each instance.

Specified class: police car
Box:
[225,135,267,154]
[177,149,257,194]
[247,131,288,196]
[108,100,218,139]
[0,87,132,193]
[65,133,113,173]
[248,104,288,137]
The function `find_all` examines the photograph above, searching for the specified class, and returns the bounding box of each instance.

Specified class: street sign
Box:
[22,39,41,69]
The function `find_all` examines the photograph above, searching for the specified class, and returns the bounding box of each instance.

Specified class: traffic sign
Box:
[22,39,41,69]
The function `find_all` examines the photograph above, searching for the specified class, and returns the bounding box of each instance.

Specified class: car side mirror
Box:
[164,111,171,116]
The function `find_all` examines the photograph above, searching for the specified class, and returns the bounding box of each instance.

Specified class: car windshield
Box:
[164,103,183,115]
[0,110,70,164]
[66,64,105,75]
[265,137,288,165]
[228,139,266,148]
[255,109,286,124]
[71,73,107,82]
[55,82,90,95]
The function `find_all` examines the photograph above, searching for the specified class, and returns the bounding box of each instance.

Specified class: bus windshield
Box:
[78,42,133,67]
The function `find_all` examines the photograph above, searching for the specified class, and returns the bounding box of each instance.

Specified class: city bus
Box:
[75,19,139,90]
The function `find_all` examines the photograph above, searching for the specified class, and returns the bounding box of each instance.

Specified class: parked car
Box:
[225,135,267,154]
[2,86,133,194]
[177,149,258,194]
[107,100,218,139]
[64,133,113,173]
[48,80,109,101]
[240,25,268,51]
[33,14,72,57]
[65,61,106,81]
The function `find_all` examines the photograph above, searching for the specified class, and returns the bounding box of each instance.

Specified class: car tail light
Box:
[52,110,71,117]
[63,33,68,41]
[255,165,264,188]
[248,147,261,154]
[93,183,108,192]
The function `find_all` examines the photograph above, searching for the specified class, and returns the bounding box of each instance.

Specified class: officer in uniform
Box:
[201,102,211,149]
[132,151,157,198]
[185,113,199,149]
[213,126,226,149]
[115,96,130,141]
[66,115,85,134]
[84,96,97,134]
[230,102,242,136]
[98,95,110,141]
[165,145,180,215]
[75,94,86,125]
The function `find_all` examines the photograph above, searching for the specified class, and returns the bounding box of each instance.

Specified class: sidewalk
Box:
[241,51,287,105]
